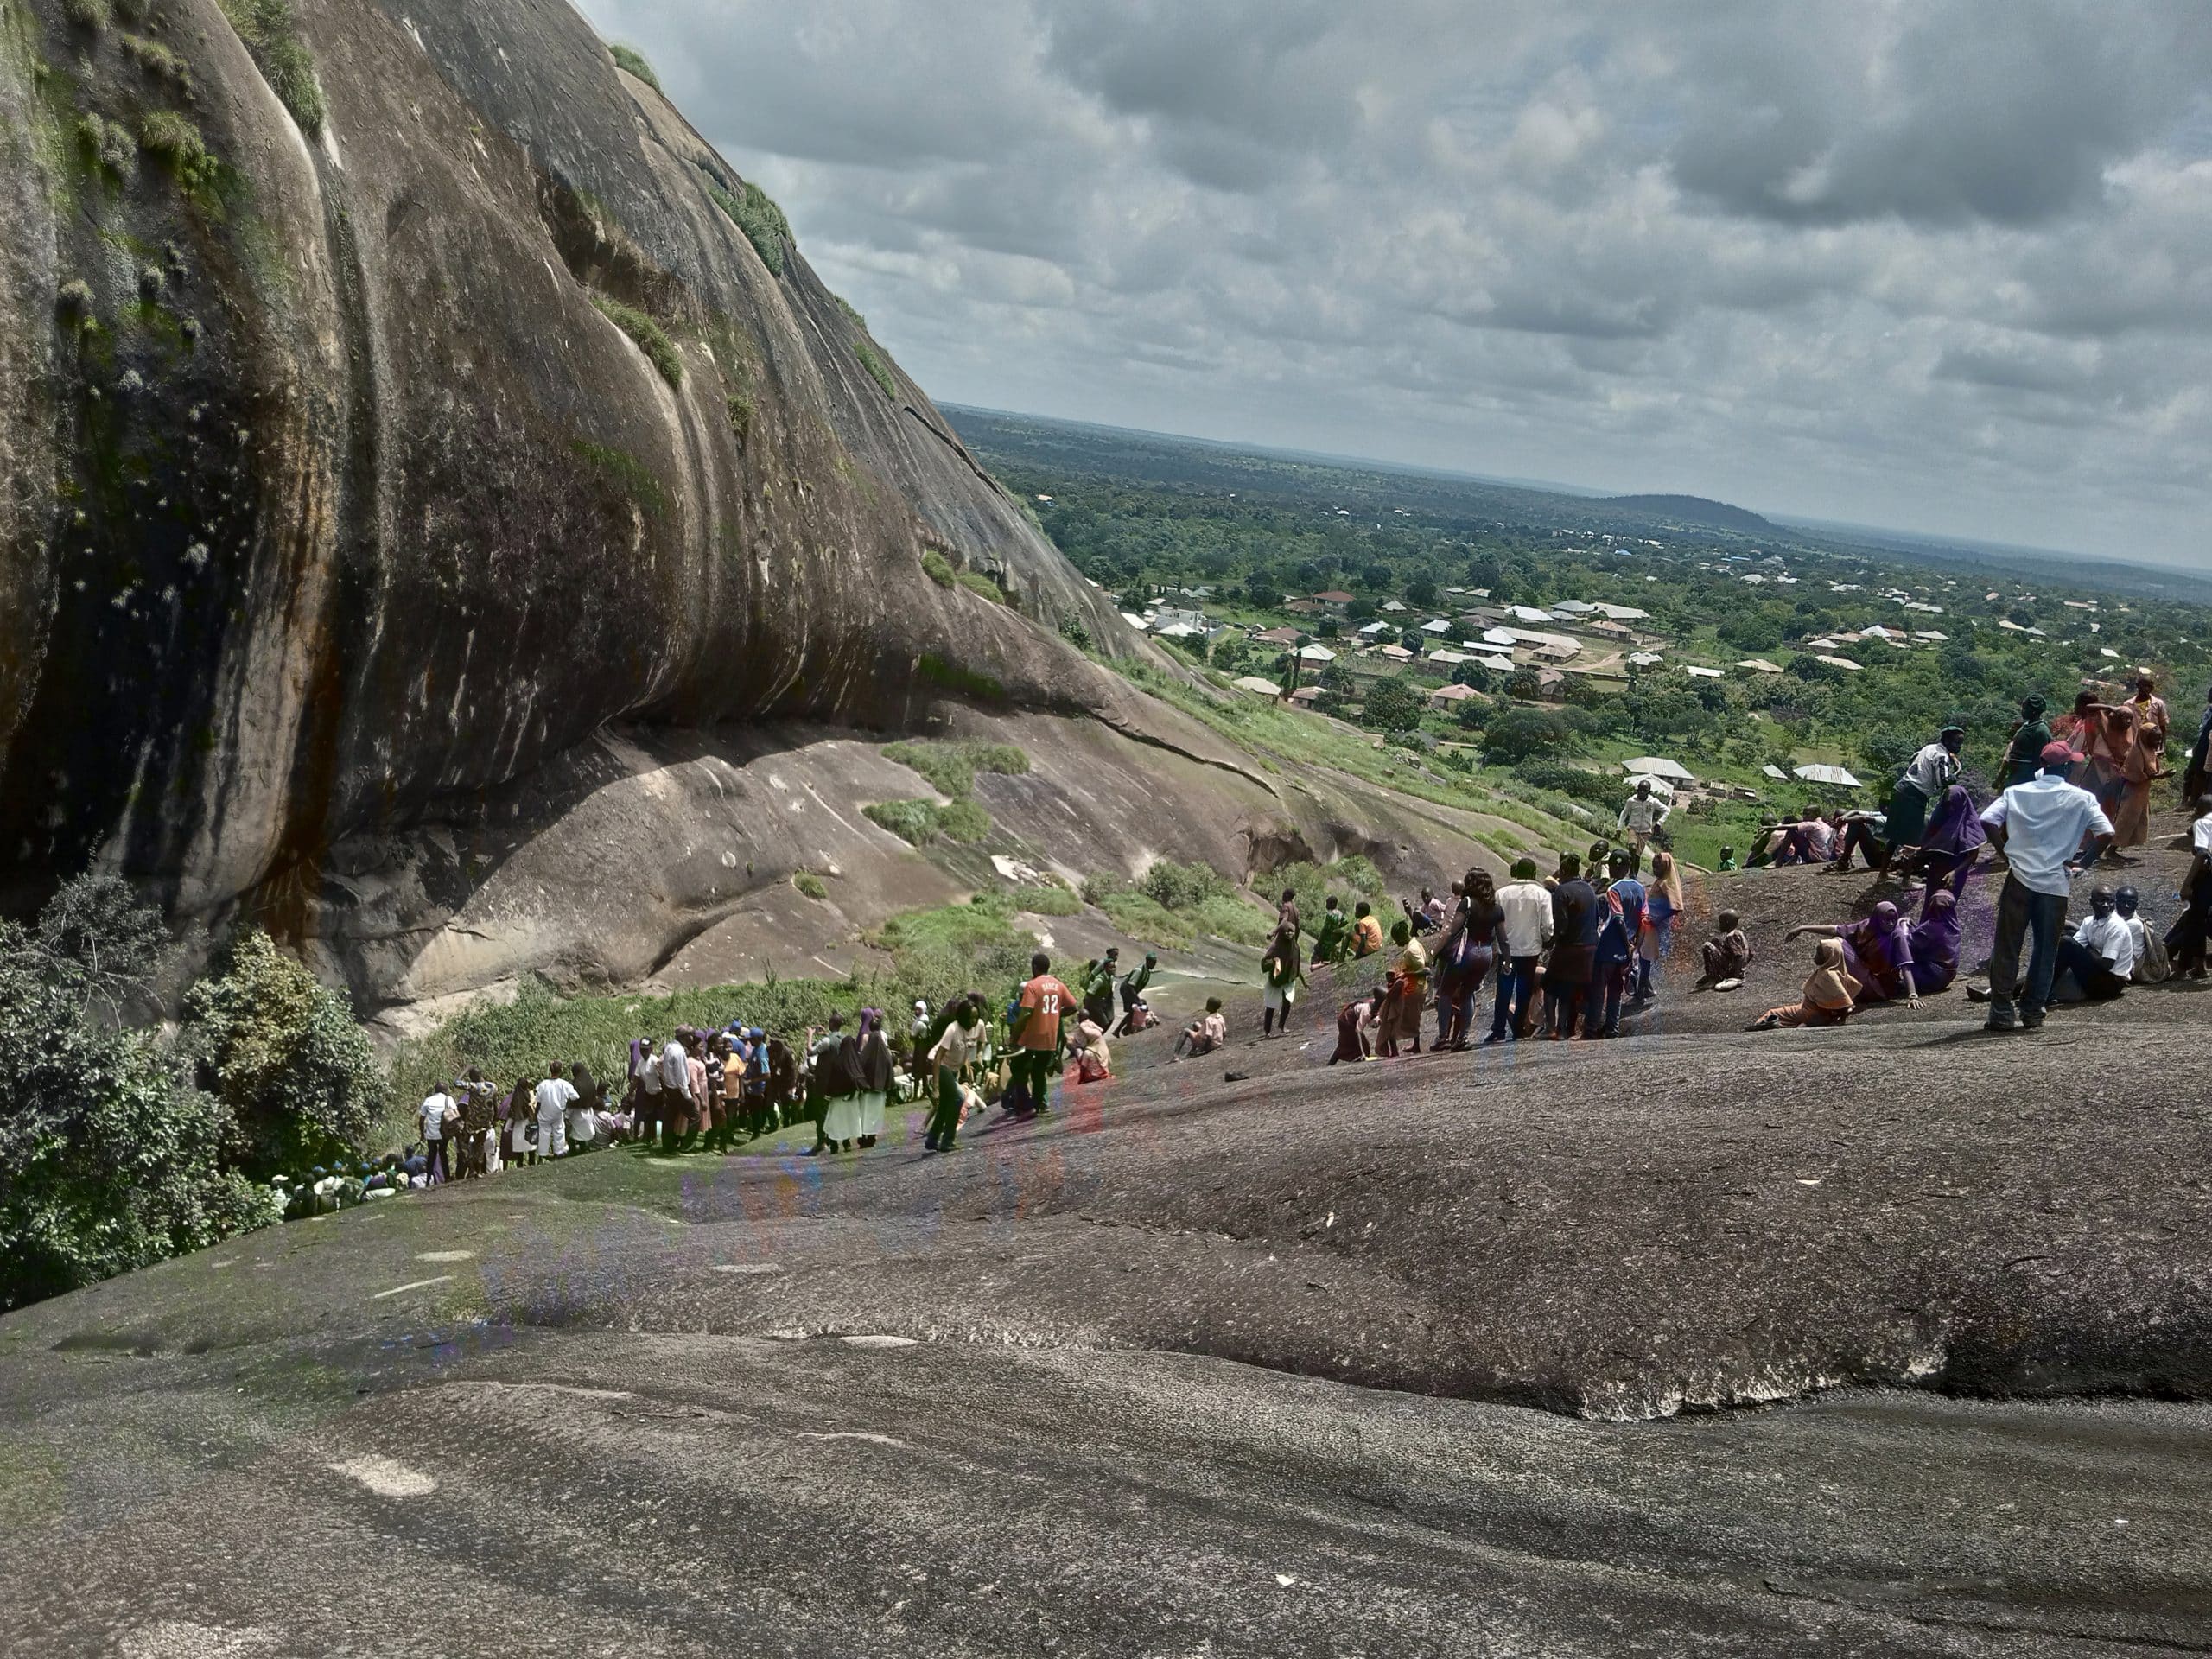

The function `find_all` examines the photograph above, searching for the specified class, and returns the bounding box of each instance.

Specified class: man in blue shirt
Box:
[1586,850,1647,1039]
[1978,741,2114,1032]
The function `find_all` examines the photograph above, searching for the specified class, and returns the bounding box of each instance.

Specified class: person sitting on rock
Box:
[1173,997,1227,1060]
[1749,938,1862,1029]
[1066,1017,1112,1083]
[1348,900,1385,958]
[1696,910,1752,988]
[1785,901,1919,1007]
[2053,886,2133,1004]
[1906,889,1964,996]
[1309,896,1349,966]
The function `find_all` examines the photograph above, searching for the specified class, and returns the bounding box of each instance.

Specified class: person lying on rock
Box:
[1696,911,1753,988]
[1173,997,1228,1061]
[1784,900,1919,1007]
[1749,938,1862,1029]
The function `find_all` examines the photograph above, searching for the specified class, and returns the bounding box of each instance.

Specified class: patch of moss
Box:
[588,294,683,390]
[77,112,137,181]
[608,41,661,92]
[707,178,791,276]
[212,0,324,135]
[854,339,899,401]
[63,0,111,31]
[569,437,667,517]
[921,549,957,588]
[955,569,1004,605]
[139,110,217,188]
[118,31,189,86]
[917,652,1004,704]
[55,278,97,331]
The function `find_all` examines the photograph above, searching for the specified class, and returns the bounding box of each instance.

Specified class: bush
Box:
[183,931,385,1179]
[956,569,1005,605]
[1057,613,1092,652]
[882,739,1029,799]
[608,41,662,91]
[1187,893,1274,946]
[64,0,111,29]
[793,871,828,900]
[120,31,190,84]
[855,340,899,401]
[213,0,324,133]
[922,550,957,588]
[78,113,137,179]
[1513,759,1619,811]
[590,294,683,389]
[1481,704,1580,766]
[862,797,992,846]
[1140,858,1231,912]
[0,884,277,1311]
[1360,674,1426,733]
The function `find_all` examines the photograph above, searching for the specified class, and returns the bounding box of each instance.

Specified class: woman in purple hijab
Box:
[1787,899,1919,1004]
[1906,888,1963,995]
[1900,783,1987,894]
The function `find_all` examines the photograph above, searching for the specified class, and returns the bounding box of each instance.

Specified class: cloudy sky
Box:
[578,1,2212,568]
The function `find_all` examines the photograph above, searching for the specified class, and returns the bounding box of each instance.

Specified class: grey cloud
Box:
[575,0,2212,565]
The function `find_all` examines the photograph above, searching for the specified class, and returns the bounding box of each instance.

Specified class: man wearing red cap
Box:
[1976,741,2114,1032]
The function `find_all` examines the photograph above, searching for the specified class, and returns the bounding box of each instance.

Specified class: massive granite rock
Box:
[3,0,1364,1006]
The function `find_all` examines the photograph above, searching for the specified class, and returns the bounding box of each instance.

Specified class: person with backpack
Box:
[1082,950,1119,1032]
[1007,952,1078,1119]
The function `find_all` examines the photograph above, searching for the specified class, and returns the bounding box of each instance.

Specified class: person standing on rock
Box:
[1260,936,1306,1036]
[855,1010,895,1148]
[1083,949,1120,1032]
[1008,953,1078,1119]
[533,1062,577,1162]
[2001,696,2053,790]
[1885,726,1965,864]
[1376,919,1427,1057]
[1976,741,2114,1032]
[1637,851,1682,1002]
[2181,689,2212,809]
[1112,952,1158,1035]
[417,1083,456,1185]
[2164,798,2212,978]
[924,996,983,1153]
[1486,858,1552,1044]
[1543,855,1599,1039]
[1432,868,1500,1052]
[809,1015,863,1152]
[1272,887,1301,950]
[1616,779,1669,874]
[660,1031,691,1149]
[1586,852,1647,1039]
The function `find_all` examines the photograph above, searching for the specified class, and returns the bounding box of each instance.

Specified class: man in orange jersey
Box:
[1007,950,1078,1118]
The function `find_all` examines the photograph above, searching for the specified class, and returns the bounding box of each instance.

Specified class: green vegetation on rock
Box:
[708,178,791,276]
[212,0,324,134]
[862,797,992,846]
[918,652,1005,703]
[589,293,683,389]
[882,738,1029,798]
[855,340,899,401]
[956,569,1005,605]
[63,0,111,30]
[922,549,957,588]
[569,437,668,517]
[138,110,216,188]
[119,31,189,86]
[793,871,829,900]
[608,41,661,91]
[77,112,137,179]
[1081,860,1273,949]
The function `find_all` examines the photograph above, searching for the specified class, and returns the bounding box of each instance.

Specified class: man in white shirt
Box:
[1617,780,1669,874]
[1889,725,1965,857]
[2057,887,2133,1001]
[1486,857,1555,1044]
[533,1062,578,1162]
[418,1087,455,1185]
[1978,742,2114,1031]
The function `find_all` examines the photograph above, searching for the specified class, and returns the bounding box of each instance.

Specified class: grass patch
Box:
[1090,887,1188,947]
[77,113,136,180]
[922,549,957,588]
[589,294,683,389]
[63,0,110,29]
[836,295,866,330]
[1081,860,1265,949]
[138,111,216,188]
[1009,881,1080,917]
[862,798,992,846]
[608,41,661,91]
[854,340,898,401]
[725,392,752,448]
[119,32,189,86]
[792,872,828,900]
[918,652,1005,704]
[213,0,325,134]
[881,739,1029,799]
[956,569,1005,605]
[1188,893,1275,947]
[569,438,667,517]
[707,179,791,276]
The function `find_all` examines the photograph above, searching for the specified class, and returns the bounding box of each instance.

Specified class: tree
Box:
[1451,661,1492,690]
[1505,666,1541,702]
[1360,675,1426,733]
[184,931,385,1179]
[1405,575,1439,607]
[1399,628,1425,653]
[1317,616,1340,638]
[1361,563,1393,590]
[29,872,165,1018]
[1480,704,1578,766]
[1243,574,1281,609]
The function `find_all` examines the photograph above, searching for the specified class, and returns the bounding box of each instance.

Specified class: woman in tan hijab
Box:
[1748,938,1864,1030]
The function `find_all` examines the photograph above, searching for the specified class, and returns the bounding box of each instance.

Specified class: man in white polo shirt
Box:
[1978,741,2113,1032]
[533,1061,578,1162]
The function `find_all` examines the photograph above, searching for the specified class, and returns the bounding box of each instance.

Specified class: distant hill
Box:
[1599,494,1775,535]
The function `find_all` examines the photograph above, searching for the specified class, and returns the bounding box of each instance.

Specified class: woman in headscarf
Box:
[1636,850,1683,1001]
[2181,685,2212,810]
[2108,701,2159,851]
[1749,939,1863,1029]
[855,1008,895,1148]
[2050,691,2104,755]
[1906,888,1963,995]
[2001,696,2052,789]
[1785,900,1918,1005]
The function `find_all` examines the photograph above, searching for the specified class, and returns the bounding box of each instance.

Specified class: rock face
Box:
[0,0,1209,999]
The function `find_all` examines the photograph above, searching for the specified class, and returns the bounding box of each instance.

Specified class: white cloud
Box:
[579,0,2212,565]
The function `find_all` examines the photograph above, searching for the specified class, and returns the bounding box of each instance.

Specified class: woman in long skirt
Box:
[854,1008,894,1148]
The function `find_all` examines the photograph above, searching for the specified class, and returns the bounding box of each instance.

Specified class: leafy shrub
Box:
[120,32,190,84]
[1187,893,1274,946]
[183,931,385,1179]
[1513,759,1620,811]
[139,111,217,188]
[881,739,1028,798]
[1481,704,1582,766]
[1140,858,1231,912]
[836,295,867,329]
[590,294,683,389]
[213,0,324,133]
[64,0,111,29]
[855,340,898,400]
[55,278,98,331]
[922,550,957,588]
[725,393,752,447]
[709,179,791,276]
[1009,881,1080,917]
[78,113,137,178]
[956,569,1005,604]
[1058,613,1093,652]
[1269,857,1390,924]
[608,41,662,91]
[1359,674,1426,733]
[0,881,277,1311]
[1090,888,1189,948]
[793,871,829,899]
